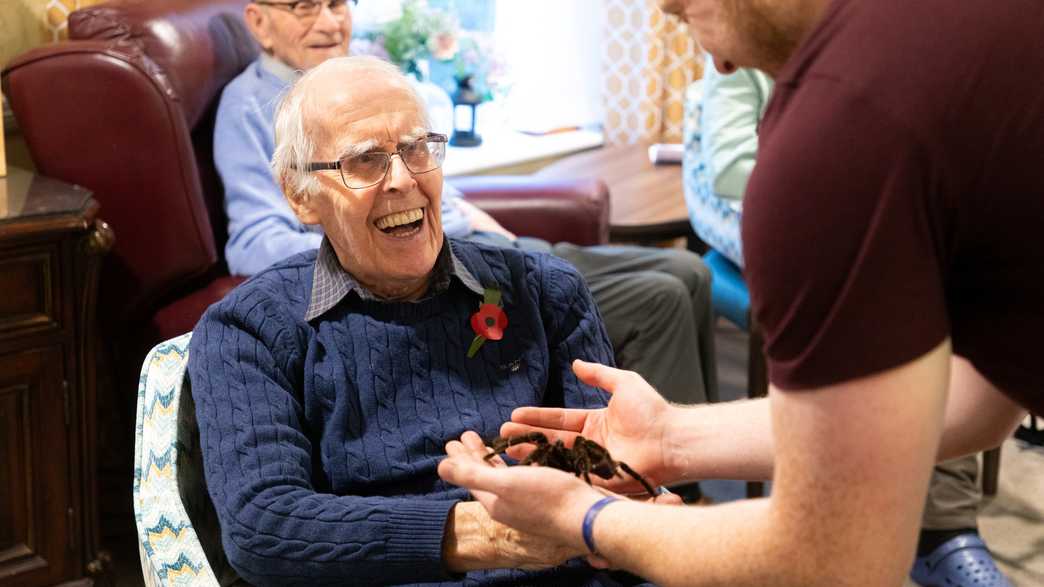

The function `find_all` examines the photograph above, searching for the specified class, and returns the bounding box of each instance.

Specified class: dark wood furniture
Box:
[536,143,699,247]
[0,167,113,586]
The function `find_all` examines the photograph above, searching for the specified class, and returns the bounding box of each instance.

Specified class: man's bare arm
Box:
[589,340,952,586]
[937,355,1026,460]
[657,345,1024,484]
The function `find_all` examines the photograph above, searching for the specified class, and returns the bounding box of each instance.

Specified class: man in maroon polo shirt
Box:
[438,1,1042,585]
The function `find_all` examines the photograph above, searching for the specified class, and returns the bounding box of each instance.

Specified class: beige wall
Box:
[0,0,106,70]
[2,0,107,172]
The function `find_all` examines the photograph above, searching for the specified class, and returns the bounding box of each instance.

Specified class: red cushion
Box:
[148,275,246,342]
[451,176,610,246]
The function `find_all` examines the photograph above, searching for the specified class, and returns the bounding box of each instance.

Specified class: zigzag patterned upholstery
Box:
[133,333,223,586]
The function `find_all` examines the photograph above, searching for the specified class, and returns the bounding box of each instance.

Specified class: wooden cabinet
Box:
[0,168,113,586]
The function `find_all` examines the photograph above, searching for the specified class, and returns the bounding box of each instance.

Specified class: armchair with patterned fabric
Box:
[137,333,256,586]
[134,334,219,586]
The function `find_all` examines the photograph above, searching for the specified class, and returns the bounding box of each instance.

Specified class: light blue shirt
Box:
[682,54,774,267]
[696,59,773,204]
[214,56,471,276]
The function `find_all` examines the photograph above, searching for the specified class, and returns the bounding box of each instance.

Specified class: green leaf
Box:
[483,287,502,306]
[467,335,486,358]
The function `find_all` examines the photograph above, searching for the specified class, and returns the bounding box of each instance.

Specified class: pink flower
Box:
[428,32,459,61]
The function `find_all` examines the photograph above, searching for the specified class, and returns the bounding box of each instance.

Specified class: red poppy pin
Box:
[467,287,508,358]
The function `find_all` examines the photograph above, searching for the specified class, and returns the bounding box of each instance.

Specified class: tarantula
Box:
[484,432,658,498]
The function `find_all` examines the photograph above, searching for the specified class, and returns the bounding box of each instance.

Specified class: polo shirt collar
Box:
[259,52,303,86]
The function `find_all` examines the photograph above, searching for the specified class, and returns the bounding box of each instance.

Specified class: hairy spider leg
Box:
[482,433,656,498]
[518,443,553,467]
[483,432,549,461]
[618,462,658,498]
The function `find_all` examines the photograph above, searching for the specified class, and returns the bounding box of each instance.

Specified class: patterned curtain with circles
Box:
[0,0,106,69]
[603,0,703,145]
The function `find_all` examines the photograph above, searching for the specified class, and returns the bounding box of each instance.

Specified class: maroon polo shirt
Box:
[743,0,1044,415]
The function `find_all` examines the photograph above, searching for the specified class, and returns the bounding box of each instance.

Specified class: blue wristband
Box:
[582,496,620,555]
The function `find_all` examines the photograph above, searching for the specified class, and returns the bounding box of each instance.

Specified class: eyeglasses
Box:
[253,0,355,20]
[305,133,449,189]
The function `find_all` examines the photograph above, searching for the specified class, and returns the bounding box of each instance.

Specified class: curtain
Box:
[603,0,702,145]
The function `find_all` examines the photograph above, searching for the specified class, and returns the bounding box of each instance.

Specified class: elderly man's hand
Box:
[442,432,586,572]
[446,501,582,571]
[487,512,580,570]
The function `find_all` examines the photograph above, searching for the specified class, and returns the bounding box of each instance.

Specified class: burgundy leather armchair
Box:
[2,0,608,537]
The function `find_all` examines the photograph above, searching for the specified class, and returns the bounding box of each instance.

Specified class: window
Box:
[352,0,606,135]
[492,0,605,133]
[429,0,494,32]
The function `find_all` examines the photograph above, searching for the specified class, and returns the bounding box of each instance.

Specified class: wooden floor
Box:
[105,318,1044,586]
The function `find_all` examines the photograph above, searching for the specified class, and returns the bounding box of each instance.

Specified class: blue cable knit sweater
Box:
[188,239,640,586]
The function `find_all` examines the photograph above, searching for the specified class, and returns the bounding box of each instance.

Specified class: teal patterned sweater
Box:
[188,239,637,586]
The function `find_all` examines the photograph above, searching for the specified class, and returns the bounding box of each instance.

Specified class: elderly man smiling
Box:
[187,56,659,586]
[215,0,718,414]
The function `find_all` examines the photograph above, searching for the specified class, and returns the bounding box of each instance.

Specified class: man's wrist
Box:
[660,404,690,483]
[443,502,499,572]
[582,496,621,554]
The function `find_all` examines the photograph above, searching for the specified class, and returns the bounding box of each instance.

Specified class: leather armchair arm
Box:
[3,40,219,325]
[449,176,610,246]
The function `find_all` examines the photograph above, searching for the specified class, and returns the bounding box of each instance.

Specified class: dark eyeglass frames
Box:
[303,133,449,189]
[253,0,356,20]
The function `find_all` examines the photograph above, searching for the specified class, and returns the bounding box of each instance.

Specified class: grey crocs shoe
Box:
[910,534,1013,587]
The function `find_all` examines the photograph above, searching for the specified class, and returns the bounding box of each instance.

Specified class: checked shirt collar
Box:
[305,237,484,321]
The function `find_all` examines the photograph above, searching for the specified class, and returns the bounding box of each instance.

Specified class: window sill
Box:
[443,127,604,177]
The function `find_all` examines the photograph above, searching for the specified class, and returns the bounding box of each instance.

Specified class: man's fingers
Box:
[460,430,488,452]
[509,407,590,431]
[445,431,510,466]
[445,440,468,457]
[500,422,581,445]
[446,434,493,461]
[573,359,640,394]
[652,492,683,506]
[499,425,584,461]
[438,455,508,494]
[586,554,611,569]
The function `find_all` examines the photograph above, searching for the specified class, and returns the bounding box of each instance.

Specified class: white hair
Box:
[271,55,431,201]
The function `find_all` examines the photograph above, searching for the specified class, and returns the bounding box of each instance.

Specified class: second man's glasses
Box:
[253,0,356,20]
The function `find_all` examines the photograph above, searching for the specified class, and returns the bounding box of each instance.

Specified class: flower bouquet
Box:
[451,32,510,102]
[357,0,460,80]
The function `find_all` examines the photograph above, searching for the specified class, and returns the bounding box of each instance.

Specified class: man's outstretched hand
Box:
[499,359,679,492]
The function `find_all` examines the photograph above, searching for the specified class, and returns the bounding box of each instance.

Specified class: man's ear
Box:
[287,195,322,225]
[244,4,274,51]
[283,179,322,225]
